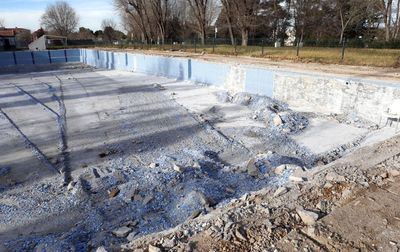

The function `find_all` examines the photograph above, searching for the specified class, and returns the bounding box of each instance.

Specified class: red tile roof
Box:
[0,29,15,37]
[0,28,30,37]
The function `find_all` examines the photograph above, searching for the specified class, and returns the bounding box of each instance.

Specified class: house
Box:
[29,35,67,51]
[0,27,31,51]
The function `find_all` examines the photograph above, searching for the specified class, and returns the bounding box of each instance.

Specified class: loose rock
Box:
[96,246,108,252]
[273,115,283,126]
[67,181,76,191]
[388,169,400,177]
[127,231,139,242]
[289,175,307,182]
[273,187,289,197]
[0,166,11,177]
[173,164,184,173]
[246,158,259,177]
[148,244,162,252]
[325,172,346,182]
[274,165,287,175]
[143,195,154,205]
[112,226,132,238]
[108,187,120,198]
[149,163,158,169]
[235,228,247,241]
[297,209,319,226]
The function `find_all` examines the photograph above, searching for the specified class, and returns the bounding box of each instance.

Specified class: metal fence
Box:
[39,36,400,67]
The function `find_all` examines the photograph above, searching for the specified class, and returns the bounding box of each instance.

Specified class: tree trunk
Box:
[395,0,400,39]
[339,29,345,44]
[385,26,391,41]
[225,15,235,45]
[221,0,235,46]
[161,34,165,45]
[382,0,393,41]
[200,28,206,45]
[241,29,249,46]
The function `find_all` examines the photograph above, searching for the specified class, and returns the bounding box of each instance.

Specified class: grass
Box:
[182,45,400,68]
[64,43,400,68]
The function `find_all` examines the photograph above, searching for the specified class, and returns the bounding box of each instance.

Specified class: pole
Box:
[213,37,215,53]
[234,38,237,55]
[194,39,197,53]
[296,39,300,57]
[261,39,265,55]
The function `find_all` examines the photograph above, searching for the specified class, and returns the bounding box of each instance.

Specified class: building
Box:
[29,35,68,51]
[0,27,31,51]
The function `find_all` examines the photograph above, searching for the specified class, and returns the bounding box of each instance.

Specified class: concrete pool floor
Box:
[0,65,395,250]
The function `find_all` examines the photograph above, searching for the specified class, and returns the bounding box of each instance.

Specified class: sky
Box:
[0,0,117,32]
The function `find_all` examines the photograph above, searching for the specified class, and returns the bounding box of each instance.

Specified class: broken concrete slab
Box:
[293,118,368,155]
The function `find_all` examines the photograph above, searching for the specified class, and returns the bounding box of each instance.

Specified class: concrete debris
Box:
[143,195,154,205]
[273,115,283,126]
[67,181,76,191]
[219,92,309,133]
[148,244,162,252]
[123,220,139,228]
[274,165,287,175]
[192,161,201,169]
[127,231,139,242]
[149,163,158,169]
[316,200,328,212]
[289,175,307,182]
[388,169,400,177]
[296,209,320,226]
[235,228,247,241]
[173,163,184,173]
[225,187,236,194]
[96,246,108,252]
[0,166,11,177]
[153,83,166,90]
[325,172,346,182]
[108,187,120,198]
[273,187,289,198]
[274,164,287,175]
[190,210,202,219]
[246,158,260,177]
[112,226,132,238]
[162,237,177,248]
[380,172,389,179]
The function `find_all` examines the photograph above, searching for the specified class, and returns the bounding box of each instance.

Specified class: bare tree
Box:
[102,19,118,30]
[114,0,151,42]
[395,0,400,38]
[291,0,316,44]
[40,1,79,37]
[0,18,5,28]
[230,0,260,46]
[186,0,218,44]
[220,0,235,45]
[378,0,400,40]
[149,0,170,44]
[102,19,118,42]
[333,0,374,44]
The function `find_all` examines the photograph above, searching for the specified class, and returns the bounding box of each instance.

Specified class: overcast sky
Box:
[0,0,117,32]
